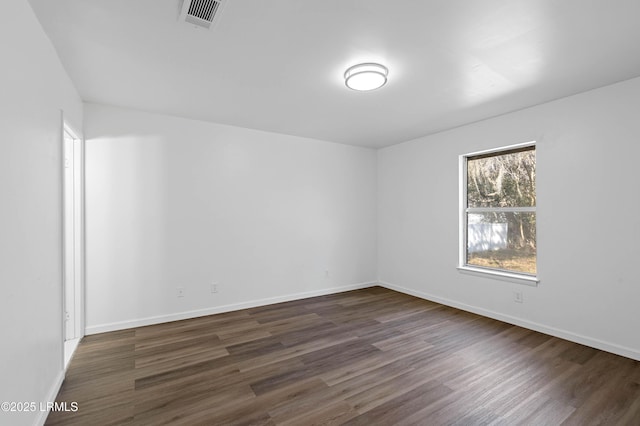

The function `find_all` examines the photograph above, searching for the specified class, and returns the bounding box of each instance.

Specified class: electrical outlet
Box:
[211,282,218,294]
[177,287,185,298]
[513,291,523,303]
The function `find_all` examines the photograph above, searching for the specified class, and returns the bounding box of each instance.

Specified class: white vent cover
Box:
[179,0,225,30]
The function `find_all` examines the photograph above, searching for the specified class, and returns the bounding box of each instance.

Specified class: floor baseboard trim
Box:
[85,281,377,335]
[35,370,65,426]
[379,280,640,362]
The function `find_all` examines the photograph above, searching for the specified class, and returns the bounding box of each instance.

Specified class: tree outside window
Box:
[462,144,536,276]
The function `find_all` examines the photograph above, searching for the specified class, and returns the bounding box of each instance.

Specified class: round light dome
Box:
[344,63,388,91]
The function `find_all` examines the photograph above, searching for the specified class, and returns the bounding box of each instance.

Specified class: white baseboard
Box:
[85,281,377,335]
[379,280,640,362]
[35,370,65,426]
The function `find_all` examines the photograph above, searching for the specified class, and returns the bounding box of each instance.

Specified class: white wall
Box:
[84,104,377,333]
[0,1,83,425]
[378,76,640,360]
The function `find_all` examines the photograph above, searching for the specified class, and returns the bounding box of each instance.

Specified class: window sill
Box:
[457,266,539,286]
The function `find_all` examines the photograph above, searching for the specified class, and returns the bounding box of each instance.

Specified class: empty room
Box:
[2,0,640,425]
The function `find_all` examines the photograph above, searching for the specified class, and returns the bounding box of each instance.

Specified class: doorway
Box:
[63,125,84,368]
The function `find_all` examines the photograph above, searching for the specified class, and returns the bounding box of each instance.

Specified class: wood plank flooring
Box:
[46,287,640,425]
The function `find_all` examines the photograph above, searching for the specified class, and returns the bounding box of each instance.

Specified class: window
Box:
[459,143,536,281]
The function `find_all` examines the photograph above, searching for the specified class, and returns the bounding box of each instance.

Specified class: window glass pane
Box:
[467,212,536,274]
[467,149,536,208]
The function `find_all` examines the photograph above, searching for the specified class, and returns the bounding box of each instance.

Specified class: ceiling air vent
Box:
[179,0,224,30]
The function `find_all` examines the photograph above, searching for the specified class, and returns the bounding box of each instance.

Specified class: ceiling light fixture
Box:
[344,63,388,91]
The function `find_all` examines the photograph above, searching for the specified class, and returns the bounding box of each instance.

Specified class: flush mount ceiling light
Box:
[344,63,388,91]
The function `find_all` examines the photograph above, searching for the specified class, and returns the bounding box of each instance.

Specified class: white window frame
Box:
[457,141,539,286]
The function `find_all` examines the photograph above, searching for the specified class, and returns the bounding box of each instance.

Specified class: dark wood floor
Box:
[47,287,640,425]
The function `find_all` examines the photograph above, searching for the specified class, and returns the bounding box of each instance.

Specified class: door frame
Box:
[62,120,85,368]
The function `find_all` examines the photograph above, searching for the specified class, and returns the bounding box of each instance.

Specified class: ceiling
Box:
[28,0,640,148]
